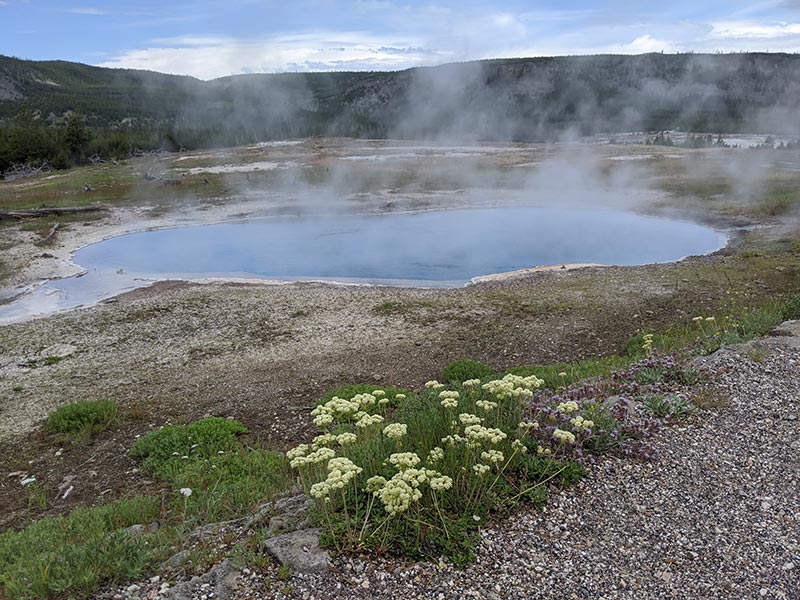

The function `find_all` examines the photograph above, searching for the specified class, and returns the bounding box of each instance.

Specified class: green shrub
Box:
[46,400,117,440]
[440,359,495,384]
[0,497,165,600]
[129,417,248,480]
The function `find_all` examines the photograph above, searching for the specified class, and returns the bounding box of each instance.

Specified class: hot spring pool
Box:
[0,206,727,322]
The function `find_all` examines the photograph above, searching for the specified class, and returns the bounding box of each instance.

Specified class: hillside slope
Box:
[1,53,799,141]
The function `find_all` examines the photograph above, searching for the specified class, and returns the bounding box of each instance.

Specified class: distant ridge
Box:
[2,52,799,142]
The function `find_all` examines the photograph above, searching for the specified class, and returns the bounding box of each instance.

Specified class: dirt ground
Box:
[1,138,799,529]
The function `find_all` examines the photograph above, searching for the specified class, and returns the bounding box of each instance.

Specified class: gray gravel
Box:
[111,335,800,600]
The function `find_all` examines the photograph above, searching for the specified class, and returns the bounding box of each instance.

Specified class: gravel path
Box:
[233,336,799,599]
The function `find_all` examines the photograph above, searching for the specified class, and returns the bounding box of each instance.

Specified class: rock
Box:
[187,517,251,540]
[123,522,159,538]
[164,559,237,600]
[771,320,800,337]
[161,550,191,570]
[268,511,310,536]
[263,528,330,574]
[38,343,77,359]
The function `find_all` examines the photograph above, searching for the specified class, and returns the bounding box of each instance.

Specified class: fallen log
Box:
[0,206,105,220]
[36,222,60,245]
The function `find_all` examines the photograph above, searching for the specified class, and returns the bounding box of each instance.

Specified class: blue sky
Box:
[2,1,800,79]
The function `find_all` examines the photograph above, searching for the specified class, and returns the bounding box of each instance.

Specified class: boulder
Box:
[263,528,330,574]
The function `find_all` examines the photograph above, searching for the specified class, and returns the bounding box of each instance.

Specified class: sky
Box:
[2,1,800,79]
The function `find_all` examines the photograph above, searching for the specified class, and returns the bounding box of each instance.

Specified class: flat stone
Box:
[164,559,237,600]
[772,320,800,337]
[263,528,330,574]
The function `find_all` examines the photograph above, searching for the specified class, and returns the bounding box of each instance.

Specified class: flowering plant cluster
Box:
[287,355,694,560]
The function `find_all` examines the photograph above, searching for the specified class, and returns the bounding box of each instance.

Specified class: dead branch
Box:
[0,206,105,220]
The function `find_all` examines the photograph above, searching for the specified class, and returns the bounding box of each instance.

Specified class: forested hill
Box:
[2,52,800,146]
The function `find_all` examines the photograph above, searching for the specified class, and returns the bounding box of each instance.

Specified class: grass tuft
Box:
[129,417,248,480]
[441,359,496,384]
[45,400,117,441]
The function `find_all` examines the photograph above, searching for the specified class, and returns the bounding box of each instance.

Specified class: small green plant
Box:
[276,564,292,581]
[129,417,248,480]
[26,482,49,511]
[45,400,118,440]
[441,359,495,384]
[642,394,694,419]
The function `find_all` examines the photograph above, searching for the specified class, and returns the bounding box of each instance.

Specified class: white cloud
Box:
[98,32,448,79]
[710,20,800,38]
[615,34,677,53]
[66,7,107,15]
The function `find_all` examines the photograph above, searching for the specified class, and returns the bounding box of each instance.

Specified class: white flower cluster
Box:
[480,449,504,464]
[556,401,579,414]
[552,429,576,444]
[378,479,422,514]
[365,475,387,493]
[511,439,528,454]
[464,424,507,445]
[570,416,595,431]
[462,379,482,387]
[367,463,451,513]
[427,446,445,463]
[289,446,336,469]
[311,394,379,427]
[383,423,408,440]
[429,474,453,491]
[458,413,482,426]
[389,452,421,469]
[475,399,498,412]
[355,412,384,428]
[472,463,490,476]
[312,433,336,448]
[395,393,406,400]
[425,380,446,390]
[438,390,460,409]
[286,444,309,460]
[373,390,386,397]
[336,432,358,446]
[309,457,363,499]
[481,374,544,401]
[518,420,539,430]
[537,445,552,456]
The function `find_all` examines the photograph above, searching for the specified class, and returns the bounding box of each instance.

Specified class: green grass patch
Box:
[173,448,291,524]
[626,294,799,356]
[441,359,496,384]
[507,355,635,390]
[45,400,118,441]
[129,417,248,480]
[0,496,168,600]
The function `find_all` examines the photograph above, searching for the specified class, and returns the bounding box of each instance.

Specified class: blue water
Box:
[0,207,727,323]
[76,207,725,282]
